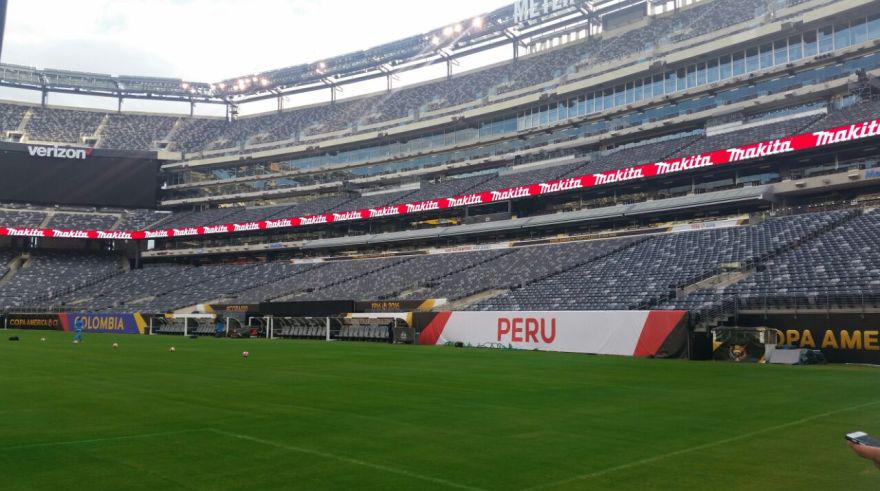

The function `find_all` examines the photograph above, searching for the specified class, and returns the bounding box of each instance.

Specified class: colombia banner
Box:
[59,313,148,335]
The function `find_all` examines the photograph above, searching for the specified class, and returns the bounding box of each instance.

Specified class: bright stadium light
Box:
[442,26,454,37]
[453,23,463,34]
[472,17,484,28]
[260,78,269,87]
[218,82,226,90]
[181,82,190,90]
[431,36,441,45]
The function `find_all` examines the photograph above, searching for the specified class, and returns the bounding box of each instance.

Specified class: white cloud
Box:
[3,0,512,81]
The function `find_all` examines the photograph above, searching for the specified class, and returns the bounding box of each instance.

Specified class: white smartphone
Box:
[846,431,880,447]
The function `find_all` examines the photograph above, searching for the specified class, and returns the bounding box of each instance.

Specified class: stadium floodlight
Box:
[431,36,441,46]
[472,17,484,28]
[453,23,463,34]
[181,82,190,90]
[260,78,269,87]
[442,26,454,37]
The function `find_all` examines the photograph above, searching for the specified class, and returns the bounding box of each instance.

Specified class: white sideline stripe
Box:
[209,428,483,491]
[525,399,880,490]
[0,429,206,451]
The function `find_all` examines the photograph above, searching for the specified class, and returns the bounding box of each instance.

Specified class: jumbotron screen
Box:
[0,143,160,208]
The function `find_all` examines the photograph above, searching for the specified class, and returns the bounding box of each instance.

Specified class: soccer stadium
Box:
[1,0,880,488]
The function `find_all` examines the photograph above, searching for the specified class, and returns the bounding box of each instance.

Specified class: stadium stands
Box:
[727,208,880,307]
[1,207,870,314]
[476,211,853,311]
[0,203,169,231]
[0,0,828,154]
[0,251,123,310]
[1,0,880,333]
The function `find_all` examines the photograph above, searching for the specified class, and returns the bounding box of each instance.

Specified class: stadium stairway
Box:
[0,253,25,287]
[463,236,650,310]
[446,288,509,311]
[277,257,416,301]
[663,209,867,330]
[394,249,519,301]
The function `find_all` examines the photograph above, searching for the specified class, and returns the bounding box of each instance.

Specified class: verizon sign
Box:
[27,145,92,160]
[514,0,578,23]
[2,118,880,242]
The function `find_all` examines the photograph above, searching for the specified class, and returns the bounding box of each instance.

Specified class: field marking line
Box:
[525,399,880,491]
[208,428,484,491]
[0,428,208,452]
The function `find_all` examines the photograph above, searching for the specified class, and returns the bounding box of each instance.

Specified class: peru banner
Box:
[415,310,688,358]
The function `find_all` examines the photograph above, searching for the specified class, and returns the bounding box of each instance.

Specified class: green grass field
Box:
[1,329,878,490]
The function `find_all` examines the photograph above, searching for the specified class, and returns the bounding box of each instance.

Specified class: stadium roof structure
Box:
[0,0,646,107]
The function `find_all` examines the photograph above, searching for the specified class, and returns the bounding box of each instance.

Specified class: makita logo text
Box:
[28,145,92,160]
[172,228,199,236]
[814,121,880,146]
[497,317,557,344]
[538,177,583,194]
[332,211,362,222]
[52,230,89,239]
[202,225,229,234]
[369,206,400,218]
[406,201,440,213]
[447,195,483,207]
[265,219,293,229]
[300,215,328,225]
[491,187,531,201]
[233,222,261,232]
[5,227,44,237]
[144,230,169,239]
[727,140,793,162]
[96,231,133,240]
[593,167,644,185]
[655,154,713,175]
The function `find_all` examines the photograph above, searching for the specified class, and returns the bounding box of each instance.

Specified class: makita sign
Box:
[27,145,92,160]
[5,227,45,237]
[233,222,261,232]
[447,195,483,207]
[300,215,328,226]
[726,140,793,162]
[95,231,133,240]
[369,206,400,218]
[813,121,880,146]
[332,211,362,222]
[491,187,532,201]
[655,155,713,175]
[4,117,880,243]
[202,225,230,234]
[172,228,199,236]
[265,219,293,229]
[514,0,577,23]
[539,177,582,194]
[51,230,89,239]
[406,201,440,213]
[593,167,644,185]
